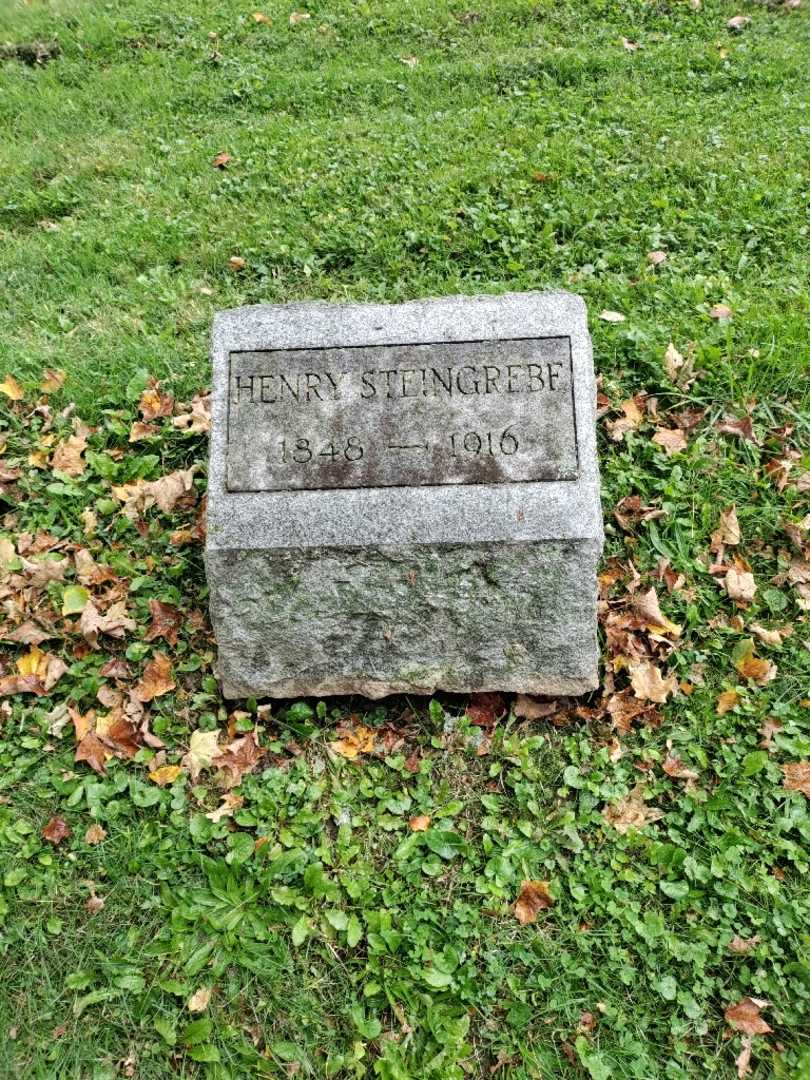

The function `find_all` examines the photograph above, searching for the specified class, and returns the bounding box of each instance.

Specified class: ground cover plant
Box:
[2,0,810,1076]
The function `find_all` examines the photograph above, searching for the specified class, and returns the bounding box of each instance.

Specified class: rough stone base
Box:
[206,540,601,699]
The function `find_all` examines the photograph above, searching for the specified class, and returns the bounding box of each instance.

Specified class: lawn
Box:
[1,0,810,1076]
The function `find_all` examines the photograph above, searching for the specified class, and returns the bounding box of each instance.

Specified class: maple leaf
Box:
[51,421,89,476]
[148,764,183,786]
[632,587,682,638]
[99,657,133,680]
[80,599,136,647]
[112,467,197,518]
[621,36,638,50]
[171,392,212,434]
[16,645,66,692]
[84,824,107,845]
[328,723,376,760]
[603,783,664,834]
[711,506,741,552]
[606,397,644,442]
[652,427,687,455]
[466,692,505,728]
[628,660,677,703]
[0,375,24,400]
[781,762,810,798]
[138,378,173,421]
[42,815,70,844]
[75,731,110,775]
[724,997,771,1036]
[409,815,431,832]
[182,728,221,781]
[145,599,183,646]
[514,880,554,924]
[212,730,264,788]
[133,652,176,702]
[759,717,782,750]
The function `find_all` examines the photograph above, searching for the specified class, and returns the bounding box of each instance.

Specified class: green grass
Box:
[1,0,810,1076]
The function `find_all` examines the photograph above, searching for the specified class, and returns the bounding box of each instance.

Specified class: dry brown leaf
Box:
[648,250,667,266]
[205,792,243,822]
[632,587,682,637]
[251,11,272,23]
[514,880,554,924]
[711,506,741,552]
[212,151,232,168]
[652,428,687,455]
[75,730,110,775]
[621,36,639,50]
[599,309,625,323]
[710,303,733,319]
[212,730,264,788]
[84,824,107,845]
[138,379,173,421]
[40,369,66,394]
[133,653,175,702]
[733,639,776,684]
[736,1036,753,1080]
[716,689,741,716]
[145,600,183,646]
[513,694,560,720]
[409,815,431,832]
[51,431,87,476]
[662,751,698,781]
[42,815,70,844]
[606,398,644,442]
[80,600,136,646]
[112,467,196,519]
[329,723,376,760]
[603,783,664,834]
[759,717,782,750]
[2,621,52,645]
[724,997,771,1035]
[466,692,506,728]
[86,893,105,914]
[171,393,212,434]
[727,14,751,29]
[129,421,158,443]
[782,762,810,798]
[228,255,246,271]
[725,566,756,603]
[187,987,212,1013]
[628,660,677,703]
[716,415,756,443]
[750,624,783,647]
[729,935,760,954]
[289,11,310,23]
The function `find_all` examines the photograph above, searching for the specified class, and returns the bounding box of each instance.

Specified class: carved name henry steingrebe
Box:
[226,336,578,492]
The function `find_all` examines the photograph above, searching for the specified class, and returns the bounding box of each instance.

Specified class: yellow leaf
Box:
[328,723,376,760]
[148,764,183,786]
[409,815,431,832]
[17,645,46,678]
[0,375,23,401]
[716,689,741,716]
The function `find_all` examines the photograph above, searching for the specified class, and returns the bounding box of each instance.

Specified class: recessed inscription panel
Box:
[226,337,578,492]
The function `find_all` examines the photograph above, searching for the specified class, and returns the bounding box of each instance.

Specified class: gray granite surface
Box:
[205,292,603,699]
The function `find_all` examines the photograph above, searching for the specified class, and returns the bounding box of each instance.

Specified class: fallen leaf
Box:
[129,421,158,443]
[329,723,376,760]
[145,600,183,646]
[187,987,212,1013]
[727,15,751,29]
[138,378,173,421]
[171,392,212,434]
[711,506,741,551]
[662,752,698,781]
[86,893,104,914]
[647,250,667,266]
[710,303,733,319]
[716,415,756,442]
[182,729,221,781]
[51,431,88,476]
[632,587,682,637]
[513,694,560,720]
[725,565,757,603]
[205,792,243,822]
[409,815,431,832]
[289,11,310,24]
[148,764,183,786]
[717,689,741,716]
[621,36,638,50]
[724,997,771,1036]
[732,639,776,684]
[0,375,24,400]
[133,653,175,702]
[466,692,505,728]
[228,255,246,271]
[514,880,554,924]
[42,815,70,845]
[84,824,107,844]
[599,309,626,323]
[399,55,419,67]
[0,672,44,697]
[603,783,664,834]
[652,428,688,455]
[251,11,272,23]
[212,151,232,168]
[80,600,136,647]
[61,584,90,616]
[40,369,66,394]
[736,1036,753,1080]
[782,762,810,798]
[99,658,133,680]
[750,624,783,647]
[213,730,264,788]
[729,935,760,954]
[759,717,782,749]
[75,731,110,775]
[606,397,644,442]
[628,660,677,703]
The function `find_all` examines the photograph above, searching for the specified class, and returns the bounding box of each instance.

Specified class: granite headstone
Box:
[205,292,603,699]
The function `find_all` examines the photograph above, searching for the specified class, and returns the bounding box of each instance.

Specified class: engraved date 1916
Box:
[274,427,521,466]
